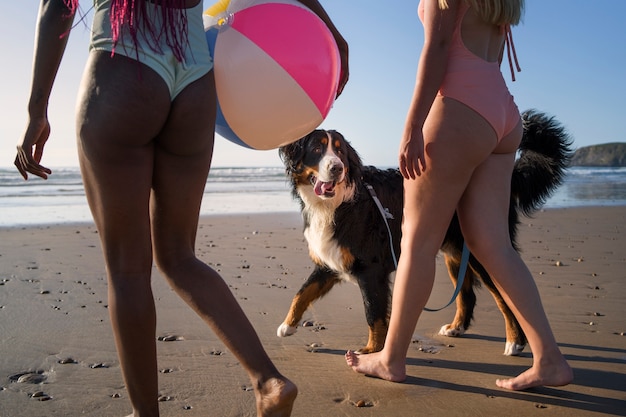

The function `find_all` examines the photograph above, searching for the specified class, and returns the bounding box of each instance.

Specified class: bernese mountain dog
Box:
[277,109,572,355]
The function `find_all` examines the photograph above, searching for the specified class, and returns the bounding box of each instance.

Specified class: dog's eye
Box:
[313,146,322,154]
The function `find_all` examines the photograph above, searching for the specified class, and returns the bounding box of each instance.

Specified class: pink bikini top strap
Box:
[503,24,521,81]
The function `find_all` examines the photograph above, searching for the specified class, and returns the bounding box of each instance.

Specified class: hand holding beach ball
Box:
[204,0,341,150]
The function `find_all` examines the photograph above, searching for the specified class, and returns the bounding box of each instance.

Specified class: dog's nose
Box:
[330,164,344,176]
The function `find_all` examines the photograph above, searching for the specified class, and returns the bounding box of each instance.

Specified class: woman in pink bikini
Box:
[345,0,573,390]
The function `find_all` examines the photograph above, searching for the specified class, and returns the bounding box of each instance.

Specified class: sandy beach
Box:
[0,206,625,417]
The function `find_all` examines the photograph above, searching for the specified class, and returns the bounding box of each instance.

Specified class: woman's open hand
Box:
[15,115,53,180]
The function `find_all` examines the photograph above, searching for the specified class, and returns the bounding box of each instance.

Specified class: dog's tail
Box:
[512,109,574,216]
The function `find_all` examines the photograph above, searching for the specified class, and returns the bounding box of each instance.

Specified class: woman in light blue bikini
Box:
[15,1,348,415]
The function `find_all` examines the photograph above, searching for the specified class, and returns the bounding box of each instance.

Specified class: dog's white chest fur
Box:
[303,204,357,284]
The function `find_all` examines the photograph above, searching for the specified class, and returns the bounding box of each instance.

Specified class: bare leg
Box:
[149,71,296,415]
[77,51,167,416]
[457,126,573,390]
[346,98,572,390]
[346,98,489,382]
[77,52,296,416]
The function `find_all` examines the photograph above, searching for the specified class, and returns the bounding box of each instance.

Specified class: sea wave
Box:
[0,166,624,227]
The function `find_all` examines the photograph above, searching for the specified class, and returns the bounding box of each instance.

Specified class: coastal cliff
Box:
[571,143,626,167]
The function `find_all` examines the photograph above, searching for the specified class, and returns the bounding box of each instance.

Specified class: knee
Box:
[153,242,197,276]
[104,250,153,290]
[154,251,184,276]
[400,221,446,259]
[107,270,154,306]
[464,233,491,259]
[464,234,516,270]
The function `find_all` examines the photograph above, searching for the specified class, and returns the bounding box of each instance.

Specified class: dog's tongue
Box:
[314,180,334,196]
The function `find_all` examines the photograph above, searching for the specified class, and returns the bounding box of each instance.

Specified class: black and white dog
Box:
[276,110,572,355]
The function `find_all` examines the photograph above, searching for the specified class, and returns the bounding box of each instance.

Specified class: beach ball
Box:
[204,0,341,150]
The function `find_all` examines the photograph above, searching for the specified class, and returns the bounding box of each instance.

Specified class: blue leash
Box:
[423,241,469,312]
[365,183,469,312]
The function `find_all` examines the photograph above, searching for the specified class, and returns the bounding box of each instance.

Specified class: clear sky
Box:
[2,0,625,169]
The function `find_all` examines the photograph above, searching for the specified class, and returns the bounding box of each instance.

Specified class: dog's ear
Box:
[279,131,314,174]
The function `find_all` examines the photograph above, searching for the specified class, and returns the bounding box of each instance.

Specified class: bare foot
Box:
[344,350,406,382]
[255,376,298,417]
[496,358,573,390]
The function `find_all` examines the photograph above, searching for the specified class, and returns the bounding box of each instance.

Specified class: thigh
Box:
[403,97,497,249]
[150,71,217,264]
[456,120,523,259]
[76,51,172,272]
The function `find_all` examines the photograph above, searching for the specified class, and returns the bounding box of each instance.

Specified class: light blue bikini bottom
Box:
[90,0,213,99]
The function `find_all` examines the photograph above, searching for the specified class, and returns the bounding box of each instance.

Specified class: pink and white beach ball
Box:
[204,0,341,150]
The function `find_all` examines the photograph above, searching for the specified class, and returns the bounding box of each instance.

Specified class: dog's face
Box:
[279,130,361,200]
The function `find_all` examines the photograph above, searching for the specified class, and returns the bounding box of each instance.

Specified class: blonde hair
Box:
[438,0,524,26]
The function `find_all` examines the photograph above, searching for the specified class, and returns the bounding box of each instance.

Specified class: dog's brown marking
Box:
[443,253,473,334]
[340,247,355,269]
[308,247,354,270]
[283,279,340,328]
[320,135,328,146]
[443,253,526,350]
[491,288,527,349]
[309,250,324,267]
[358,319,388,354]
[298,167,319,186]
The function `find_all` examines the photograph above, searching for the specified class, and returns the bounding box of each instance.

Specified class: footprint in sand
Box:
[31,391,52,401]
[333,397,374,408]
[89,363,109,369]
[157,334,184,342]
[9,371,47,384]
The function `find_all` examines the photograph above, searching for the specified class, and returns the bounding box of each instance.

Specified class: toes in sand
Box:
[344,350,406,383]
[496,361,573,391]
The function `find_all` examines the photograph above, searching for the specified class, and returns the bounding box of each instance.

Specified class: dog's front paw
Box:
[504,341,525,356]
[438,324,466,337]
[277,323,298,337]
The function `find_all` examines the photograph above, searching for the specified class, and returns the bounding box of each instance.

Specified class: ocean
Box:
[1,166,625,227]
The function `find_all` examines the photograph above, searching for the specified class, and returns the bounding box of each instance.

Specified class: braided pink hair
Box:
[63,0,189,62]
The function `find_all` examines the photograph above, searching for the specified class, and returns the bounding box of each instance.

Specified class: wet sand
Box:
[0,206,625,416]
